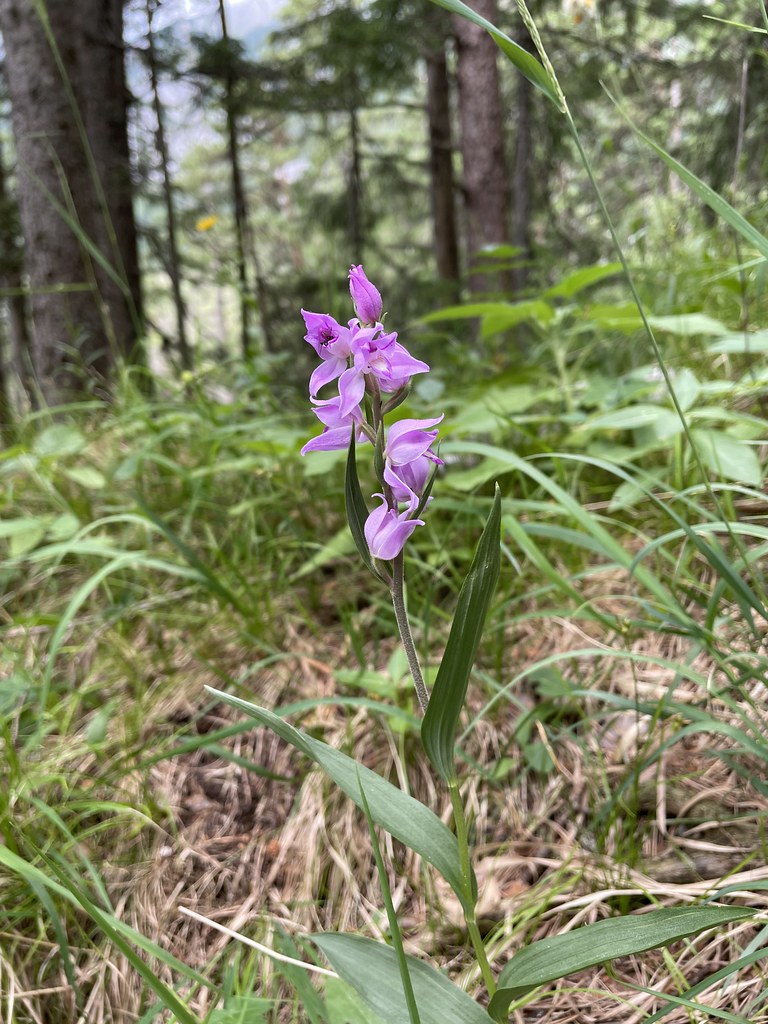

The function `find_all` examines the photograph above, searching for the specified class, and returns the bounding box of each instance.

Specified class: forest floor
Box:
[3,390,768,1023]
[5,581,767,1023]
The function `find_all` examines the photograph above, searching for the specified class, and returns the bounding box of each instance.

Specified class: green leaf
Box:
[207,691,474,913]
[489,905,754,1016]
[345,433,379,580]
[426,0,559,107]
[0,516,46,538]
[421,301,551,327]
[9,522,47,556]
[583,303,642,332]
[607,478,647,512]
[708,330,768,354]
[691,428,762,486]
[64,466,107,489]
[422,487,501,783]
[673,368,700,413]
[480,301,554,338]
[579,405,669,432]
[647,313,728,336]
[543,262,621,299]
[325,977,386,1024]
[312,934,493,1024]
[46,513,80,540]
[32,425,87,457]
[208,996,273,1024]
[451,384,543,436]
[291,526,355,581]
[357,770,421,1024]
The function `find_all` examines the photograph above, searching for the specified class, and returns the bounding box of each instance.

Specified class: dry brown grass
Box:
[3,589,768,1023]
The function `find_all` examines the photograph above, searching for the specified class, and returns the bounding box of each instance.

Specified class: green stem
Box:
[391,553,429,714]
[449,782,496,999]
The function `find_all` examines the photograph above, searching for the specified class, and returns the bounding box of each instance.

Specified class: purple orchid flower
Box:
[385,416,443,466]
[349,265,383,325]
[382,416,443,507]
[336,325,429,415]
[364,494,425,560]
[301,395,365,455]
[301,282,443,565]
[301,310,354,398]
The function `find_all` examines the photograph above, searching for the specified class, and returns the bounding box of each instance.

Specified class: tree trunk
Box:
[218,0,253,360]
[511,29,535,297]
[0,0,143,404]
[453,0,510,294]
[347,104,364,264]
[0,131,34,413]
[146,0,191,370]
[425,40,460,301]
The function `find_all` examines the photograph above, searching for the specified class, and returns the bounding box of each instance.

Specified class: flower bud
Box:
[349,265,383,325]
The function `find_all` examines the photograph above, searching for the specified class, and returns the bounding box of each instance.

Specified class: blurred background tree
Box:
[0,0,765,407]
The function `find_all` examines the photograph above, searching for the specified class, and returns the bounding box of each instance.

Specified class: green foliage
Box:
[421,486,501,783]
[5,3,768,1021]
[490,906,755,1015]
[311,934,493,1024]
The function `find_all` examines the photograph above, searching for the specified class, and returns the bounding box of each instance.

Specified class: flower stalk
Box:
[391,552,429,714]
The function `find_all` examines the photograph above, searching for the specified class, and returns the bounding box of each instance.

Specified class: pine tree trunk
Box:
[0,0,143,404]
[453,0,510,294]
[0,131,33,411]
[218,0,252,360]
[146,0,191,370]
[426,41,460,301]
[511,30,535,297]
[347,104,364,264]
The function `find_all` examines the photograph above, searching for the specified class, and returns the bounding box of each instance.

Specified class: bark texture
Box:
[511,29,536,296]
[426,41,460,300]
[147,0,191,370]
[0,0,142,404]
[0,133,33,413]
[453,0,510,293]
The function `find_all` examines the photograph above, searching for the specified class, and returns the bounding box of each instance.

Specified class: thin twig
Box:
[177,906,337,977]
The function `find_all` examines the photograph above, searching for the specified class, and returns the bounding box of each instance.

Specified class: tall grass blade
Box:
[643,946,768,1023]
[136,499,253,618]
[618,107,768,261]
[425,0,559,105]
[0,845,209,988]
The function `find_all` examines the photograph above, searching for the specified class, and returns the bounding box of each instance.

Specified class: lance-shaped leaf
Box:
[427,0,560,108]
[489,905,755,1017]
[312,933,493,1024]
[208,689,475,912]
[422,486,502,782]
